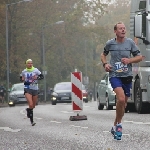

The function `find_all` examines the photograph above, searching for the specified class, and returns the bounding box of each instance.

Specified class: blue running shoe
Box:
[111,127,115,136]
[114,124,122,140]
[111,127,117,139]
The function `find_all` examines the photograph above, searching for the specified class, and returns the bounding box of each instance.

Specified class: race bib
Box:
[115,62,128,72]
[29,79,33,82]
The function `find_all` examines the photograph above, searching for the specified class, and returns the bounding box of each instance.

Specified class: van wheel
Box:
[125,103,136,113]
[98,97,104,110]
[134,79,146,114]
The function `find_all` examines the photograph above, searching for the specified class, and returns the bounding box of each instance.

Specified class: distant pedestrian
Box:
[0,84,6,104]
[88,89,93,100]
[20,59,44,126]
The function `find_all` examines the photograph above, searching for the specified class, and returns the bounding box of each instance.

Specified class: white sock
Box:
[113,126,116,131]
[117,123,122,126]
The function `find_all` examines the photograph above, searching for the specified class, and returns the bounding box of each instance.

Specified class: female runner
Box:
[20,59,44,126]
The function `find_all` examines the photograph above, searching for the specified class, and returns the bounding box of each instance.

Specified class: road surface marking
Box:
[0,127,21,132]
[124,120,150,125]
[124,120,133,123]
[142,122,150,124]
[35,117,43,119]
[70,125,88,129]
[81,127,88,129]
[50,121,62,124]
[84,105,90,108]
[20,109,25,115]
[103,131,109,133]
[109,110,115,111]
[70,125,82,128]
[60,111,74,113]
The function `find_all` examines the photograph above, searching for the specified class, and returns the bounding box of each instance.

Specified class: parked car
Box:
[8,83,38,106]
[50,82,89,105]
[50,82,72,105]
[82,84,88,103]
[97,72,116,110]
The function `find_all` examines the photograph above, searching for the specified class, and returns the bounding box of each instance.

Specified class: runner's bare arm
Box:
[20,76,25,82]
[121,55,142,64]
[100,52,107,64]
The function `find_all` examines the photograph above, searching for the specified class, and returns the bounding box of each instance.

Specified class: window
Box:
[139,1,146,10]
[12,84,24,91]
[54,83,71,91]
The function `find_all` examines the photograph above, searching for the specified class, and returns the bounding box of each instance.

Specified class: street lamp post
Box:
[42,21,64,102]
[6,0,32,102]
[84,40,87,78]
[42,26,46,102]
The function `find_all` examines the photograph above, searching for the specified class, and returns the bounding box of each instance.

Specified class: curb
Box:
[0,101,52,108]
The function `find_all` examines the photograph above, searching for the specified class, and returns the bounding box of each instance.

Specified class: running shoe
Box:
[111,127,115,136]
[114,124,122,140]
[31,122,36,126]
[111,127,117,139]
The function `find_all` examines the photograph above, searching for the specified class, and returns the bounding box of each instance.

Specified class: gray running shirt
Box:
[103,38,141,77]
[20,68,41,90]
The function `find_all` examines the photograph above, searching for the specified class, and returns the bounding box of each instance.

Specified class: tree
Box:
[0,0,112,88]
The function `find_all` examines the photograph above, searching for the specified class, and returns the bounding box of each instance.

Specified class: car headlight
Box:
[52,97,57,100]
[83,96,87,98]
[8,101,14,105]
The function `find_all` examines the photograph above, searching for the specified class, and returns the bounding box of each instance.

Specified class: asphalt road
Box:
[0,101,150,150]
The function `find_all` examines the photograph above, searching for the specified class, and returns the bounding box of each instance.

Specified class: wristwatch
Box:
[103,63,107,68]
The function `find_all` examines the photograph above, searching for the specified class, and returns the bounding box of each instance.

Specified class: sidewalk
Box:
[0,102,8,108]
[0,101,52,108]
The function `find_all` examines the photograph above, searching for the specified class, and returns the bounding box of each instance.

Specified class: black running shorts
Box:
[24,88,38,96]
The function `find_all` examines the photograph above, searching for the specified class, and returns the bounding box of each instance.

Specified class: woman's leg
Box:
[25,93,33,118]
[25,93,34,108]
[29,95,38,126]
[32,95,38,108]
[25,93,36,125]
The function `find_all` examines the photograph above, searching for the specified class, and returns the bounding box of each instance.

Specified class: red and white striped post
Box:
[71,71,83,112]
[70,70,87,121]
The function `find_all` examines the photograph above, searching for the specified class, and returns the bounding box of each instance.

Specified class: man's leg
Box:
[112,87,126,140]
[110,77,131,140]
[114,96,128,125]
[109,77,124,139]
[114,87,125,124]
